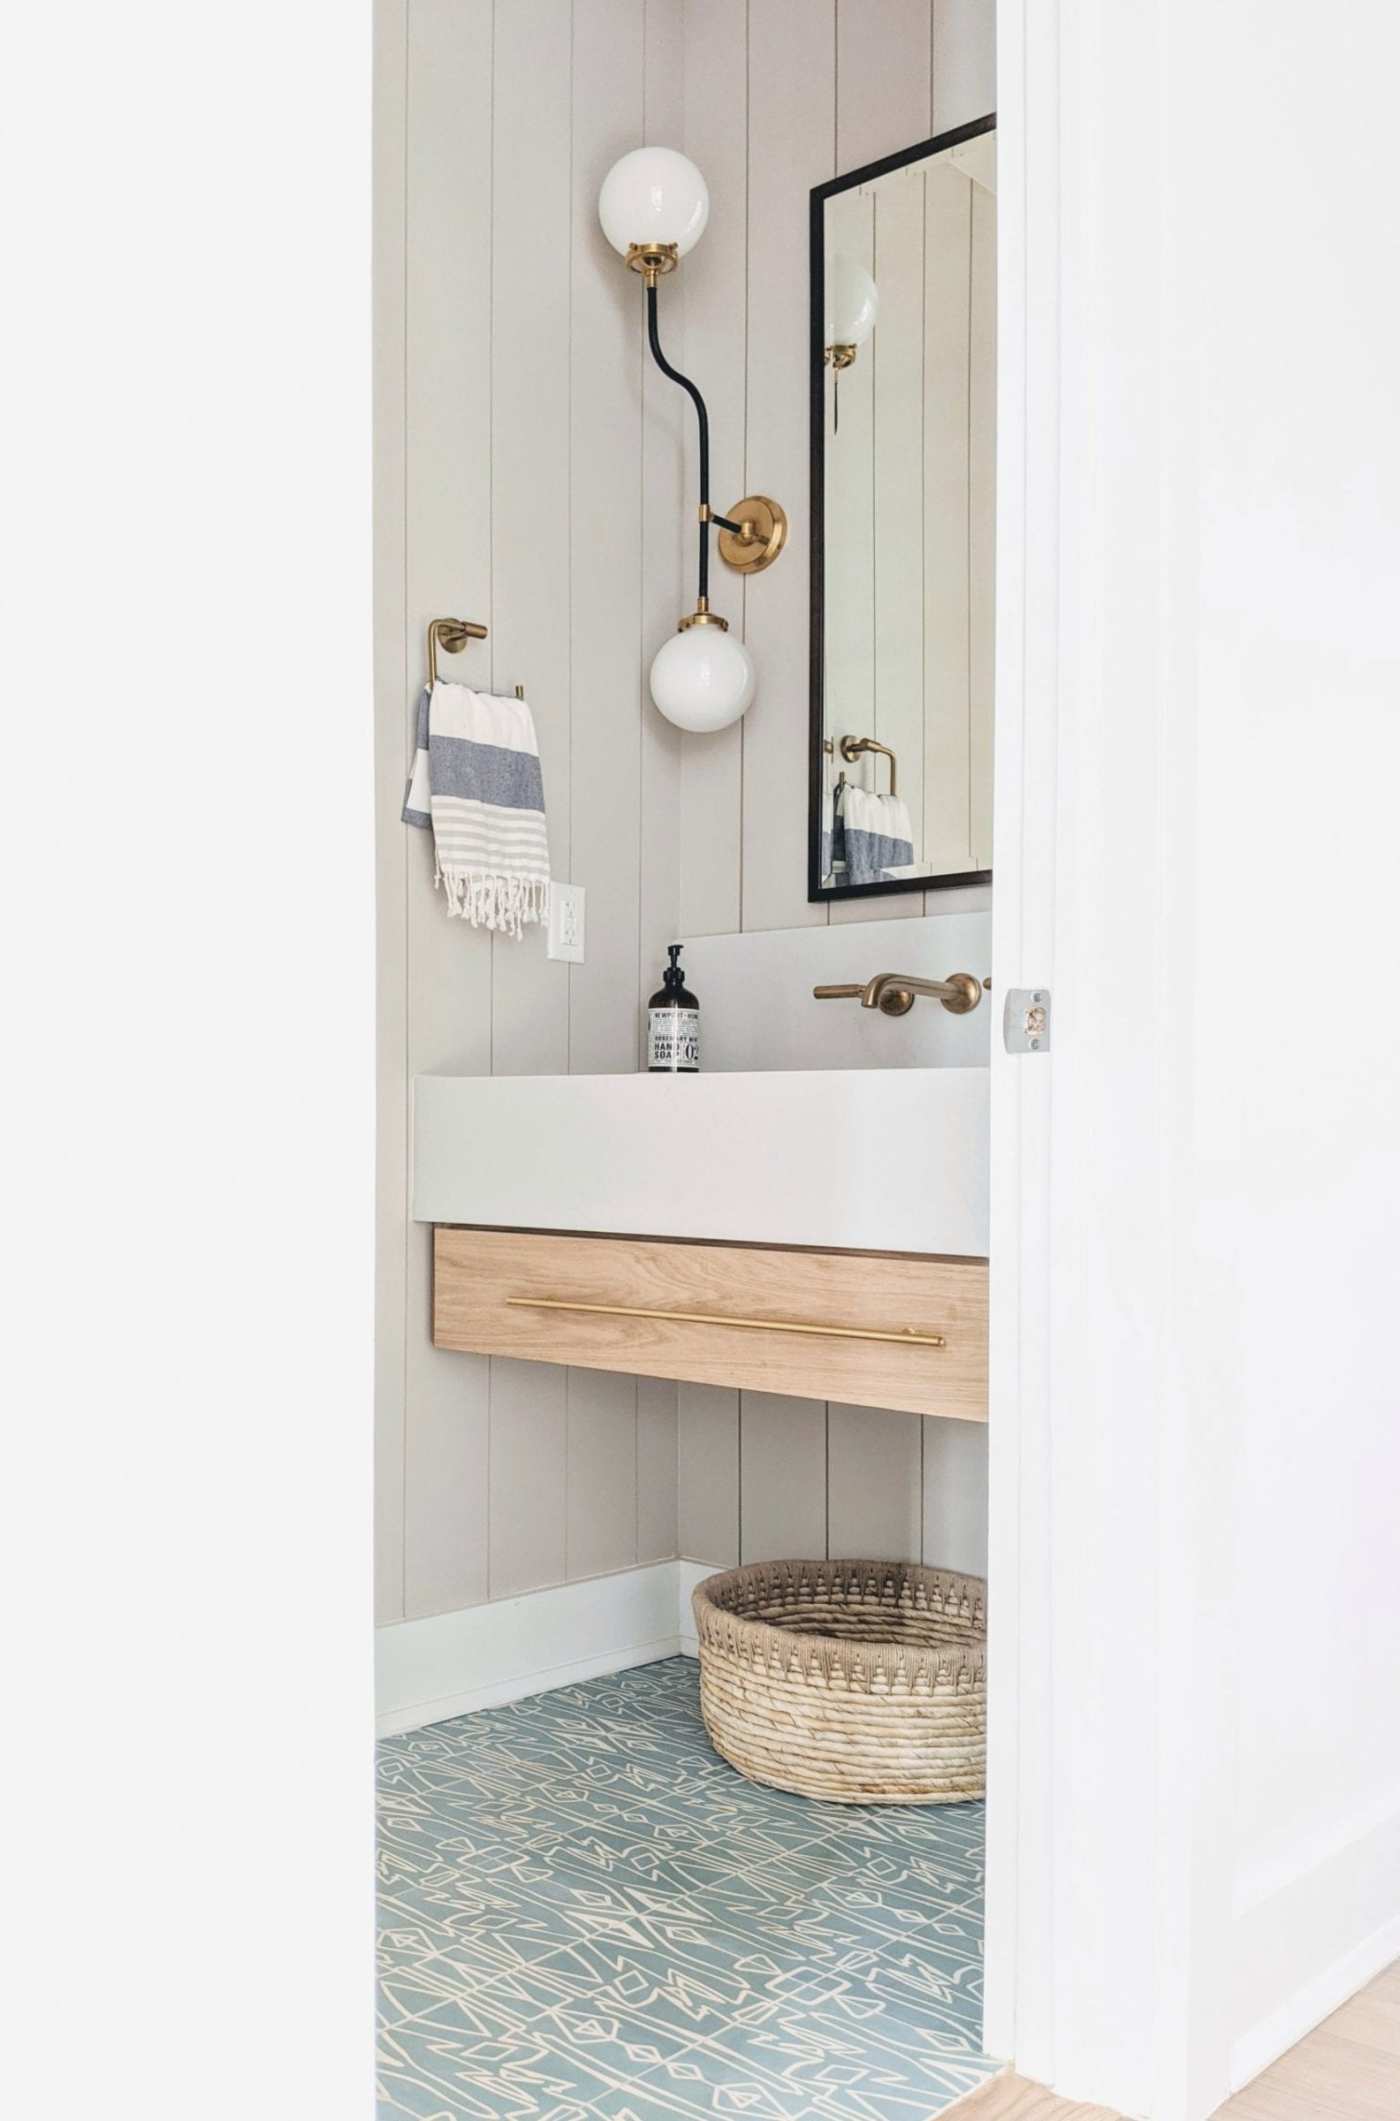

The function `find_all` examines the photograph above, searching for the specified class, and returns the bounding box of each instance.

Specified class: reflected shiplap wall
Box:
[375,0,997,1629]
[823,146,996,880]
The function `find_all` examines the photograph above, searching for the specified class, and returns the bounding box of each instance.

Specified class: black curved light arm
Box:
[645,281,745,606]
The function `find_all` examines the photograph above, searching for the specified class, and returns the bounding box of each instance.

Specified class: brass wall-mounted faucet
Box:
[812,972,984,1018]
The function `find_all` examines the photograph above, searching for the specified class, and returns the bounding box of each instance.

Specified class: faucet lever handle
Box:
[812,983,865,1000]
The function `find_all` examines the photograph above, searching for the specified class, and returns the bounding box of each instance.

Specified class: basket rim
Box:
[693,1557,987,1686]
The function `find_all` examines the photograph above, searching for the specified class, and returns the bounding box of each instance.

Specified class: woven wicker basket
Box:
[693,1558,986,1805]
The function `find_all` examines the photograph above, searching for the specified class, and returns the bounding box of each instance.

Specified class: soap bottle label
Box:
[648,1007,700,1072]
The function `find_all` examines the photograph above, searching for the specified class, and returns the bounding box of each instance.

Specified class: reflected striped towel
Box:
[402,682,551,937]
[840,783,914,885]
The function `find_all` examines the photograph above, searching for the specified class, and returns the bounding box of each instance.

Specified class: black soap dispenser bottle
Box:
[647,944,700,1073]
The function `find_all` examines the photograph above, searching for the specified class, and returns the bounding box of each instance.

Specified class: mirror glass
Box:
[810,119,996,899]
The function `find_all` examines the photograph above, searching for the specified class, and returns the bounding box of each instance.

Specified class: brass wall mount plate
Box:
[718,494,788,573]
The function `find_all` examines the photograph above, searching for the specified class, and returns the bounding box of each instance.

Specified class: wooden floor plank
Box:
[944,1962,1399,2121]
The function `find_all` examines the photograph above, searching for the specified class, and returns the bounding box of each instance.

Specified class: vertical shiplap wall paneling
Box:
[674,0,995,1577]
[828,1403,924,1560]
[871,169,928,874]
[932,0,996,132]
[677,0,748,938]
[563,0,648,1577]
[490,1,573,1081]
[673,0,748,1541]
[401,0,495,1619]
[636,0,687,1542]
[380,0,691,1628]
[923,1420,988,1576]
[968,179,997,869]
[729,0,836,1557]
[639,0,688,1042]
[739,1391,828,1565]
[922,0,994,1573]
[922,166,973,874]
[484,0,574,1604]
[823,188,877,814]
[569,0,647,1076]
[373,0,409,1624]
[828,0,932,927]
[740,0,832,936]
[678,1383,740,1568]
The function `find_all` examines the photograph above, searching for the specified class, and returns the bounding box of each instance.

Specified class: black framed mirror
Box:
[809,114,997,903]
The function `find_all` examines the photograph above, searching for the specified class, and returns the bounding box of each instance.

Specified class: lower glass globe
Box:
[650,625,755,733]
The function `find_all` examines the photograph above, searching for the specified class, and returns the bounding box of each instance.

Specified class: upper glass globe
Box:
[598,148,710,260]
[825,253,879,348]
[650,623,754,734]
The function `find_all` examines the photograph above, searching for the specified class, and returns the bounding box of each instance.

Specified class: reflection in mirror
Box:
[810,118,996,899]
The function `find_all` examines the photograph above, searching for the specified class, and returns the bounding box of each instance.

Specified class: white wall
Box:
[987,4,1400,2114]
[375,0,687,1626]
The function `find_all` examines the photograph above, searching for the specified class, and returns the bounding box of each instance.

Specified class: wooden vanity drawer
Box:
[433,1227,987,1422]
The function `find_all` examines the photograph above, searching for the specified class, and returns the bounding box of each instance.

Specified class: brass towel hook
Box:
[427,615,488,689]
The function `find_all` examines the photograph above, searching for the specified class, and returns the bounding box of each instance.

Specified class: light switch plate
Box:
[547,882,585,963]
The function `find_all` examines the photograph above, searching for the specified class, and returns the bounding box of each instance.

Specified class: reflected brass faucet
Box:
[812,972,984,1018]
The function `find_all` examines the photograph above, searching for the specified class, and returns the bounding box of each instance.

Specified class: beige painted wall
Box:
[375,0,996,1628]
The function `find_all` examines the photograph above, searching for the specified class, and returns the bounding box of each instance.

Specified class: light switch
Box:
[547,882,585,963]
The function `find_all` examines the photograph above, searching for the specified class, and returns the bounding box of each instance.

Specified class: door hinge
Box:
[1003,987,1051,1054]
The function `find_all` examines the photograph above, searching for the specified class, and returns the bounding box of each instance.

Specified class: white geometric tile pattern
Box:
[378,1657,999,2118]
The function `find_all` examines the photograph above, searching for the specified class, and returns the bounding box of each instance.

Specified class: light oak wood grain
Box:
[1216,1962,1400,2121]
[434,1229,989,1421]
[942,2074,1119,2120]
[944,1962,1400,2121]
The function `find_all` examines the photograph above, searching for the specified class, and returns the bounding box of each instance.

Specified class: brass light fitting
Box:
[824,343,858,370]
[626,241,680,287]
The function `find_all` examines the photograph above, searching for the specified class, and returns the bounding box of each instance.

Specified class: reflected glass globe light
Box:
[650,620,755,733]
[824,253,879,350]
[598,148,710,260]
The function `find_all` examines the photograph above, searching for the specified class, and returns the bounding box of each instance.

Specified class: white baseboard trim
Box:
[376,1560,683,1737]
[677,1556,723,1656]
[1230,1908,1400,2093]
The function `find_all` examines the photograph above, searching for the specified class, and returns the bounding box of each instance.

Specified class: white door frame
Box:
[983,8,1236,2116]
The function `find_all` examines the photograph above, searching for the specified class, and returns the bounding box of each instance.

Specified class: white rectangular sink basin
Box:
[413,1069,988,1257]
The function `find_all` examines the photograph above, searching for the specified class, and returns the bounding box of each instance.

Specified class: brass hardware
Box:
[839,733,898,797]
[813,971,984,1018]
[427,615,488,689]
[504,1296,946,1349]
[824,344,858,370]
[698,502,711,523]
[626,241,680,287]
[514,684,525,700]
[678,596,730,633]
[718,494,787,575]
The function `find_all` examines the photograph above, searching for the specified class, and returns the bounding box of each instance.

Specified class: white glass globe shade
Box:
[598,147,710,259]
[825,253,879,347]
[650,625,755,733]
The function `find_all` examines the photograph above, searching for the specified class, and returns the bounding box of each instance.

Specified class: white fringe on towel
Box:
[437,866,551,940]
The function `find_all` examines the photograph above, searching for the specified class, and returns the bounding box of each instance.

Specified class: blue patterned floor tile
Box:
[378,1658,994,2121]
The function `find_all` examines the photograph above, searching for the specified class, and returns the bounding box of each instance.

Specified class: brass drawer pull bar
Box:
[504,1296,946,1348]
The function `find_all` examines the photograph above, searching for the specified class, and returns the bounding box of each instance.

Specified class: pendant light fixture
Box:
[598,147,787,734]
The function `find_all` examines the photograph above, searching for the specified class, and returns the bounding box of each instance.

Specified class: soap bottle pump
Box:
[647,944,700,1073]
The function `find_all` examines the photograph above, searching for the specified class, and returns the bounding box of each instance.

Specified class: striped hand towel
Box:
[402,682,551,937]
